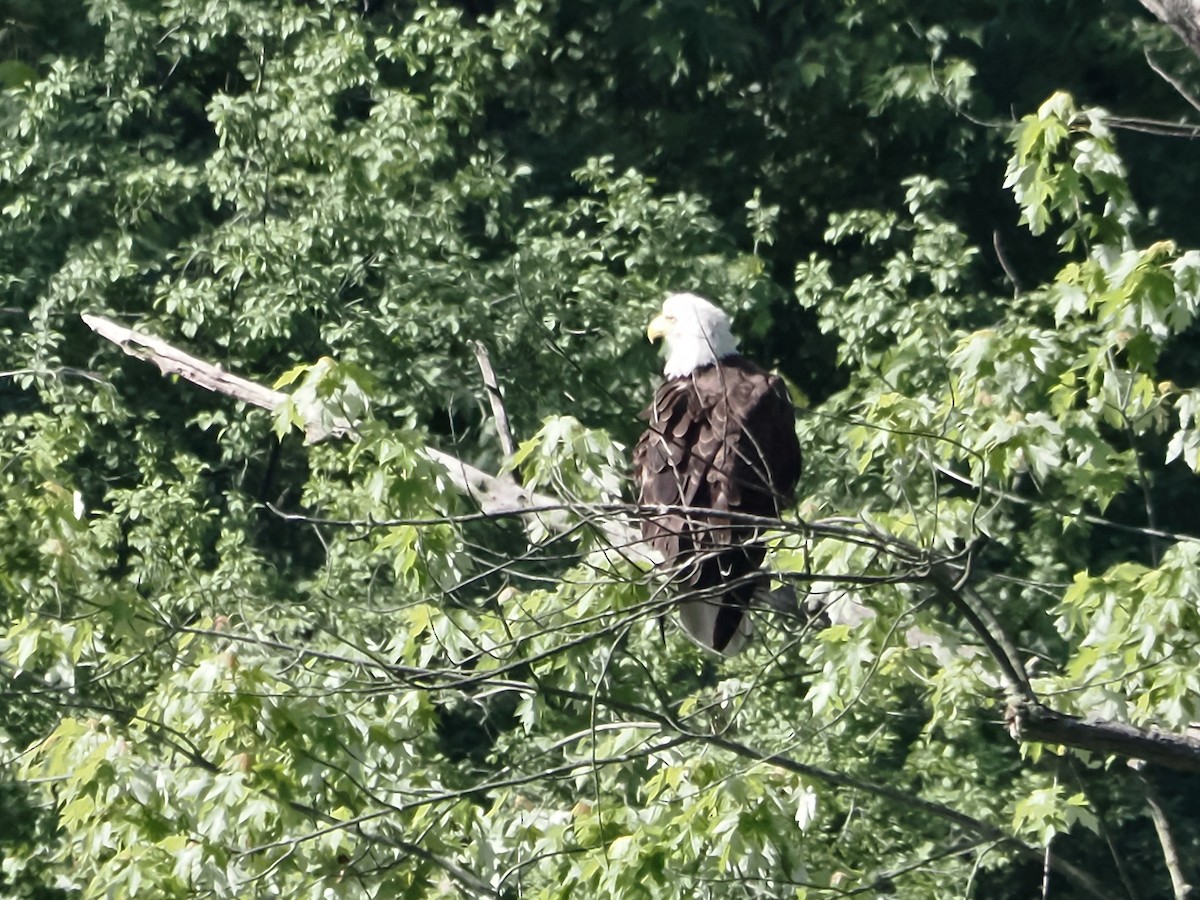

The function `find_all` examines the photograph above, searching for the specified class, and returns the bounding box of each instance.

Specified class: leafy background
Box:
[4,0,1200,897]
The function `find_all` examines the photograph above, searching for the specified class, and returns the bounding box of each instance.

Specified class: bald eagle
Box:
[632,293,802,654]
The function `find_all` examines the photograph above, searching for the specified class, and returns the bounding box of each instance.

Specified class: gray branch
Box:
[1139,0,1200,58]
[82,314,562,527]
[1141,774,1195,899]
[1007,703,1200,774]
[472,340,517,462]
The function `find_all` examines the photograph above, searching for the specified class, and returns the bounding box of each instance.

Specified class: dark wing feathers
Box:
[632,356,802,652]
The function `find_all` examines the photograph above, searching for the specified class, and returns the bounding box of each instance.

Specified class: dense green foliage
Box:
[4,1,1200,897]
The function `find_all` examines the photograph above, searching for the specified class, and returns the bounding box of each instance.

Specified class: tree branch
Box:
[1145,49,1200,115]
[927,561,1037,704]
[1140,773,1195,899]
[993,230,1024,296]
[81,314,560,524]
[535,683,1118,900]
[1007,703,1200,774]
[472,340,517,461]
[1139,0,1200,59]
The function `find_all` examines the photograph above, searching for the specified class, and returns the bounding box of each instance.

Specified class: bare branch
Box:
[993,230,1024,296]
[934,462,1200,546]
[1107,115,1200,138]
[81,313,564,526]
[369,836,502,899]
[1007,703,1200,774]
[1140,774,1196,899]
[472,340,517,462]
[1145,50,1200,114]
[1139,0,1200,59]
[82,313,284,412]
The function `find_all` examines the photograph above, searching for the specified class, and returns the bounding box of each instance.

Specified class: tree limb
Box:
[1007,703,1200,774]
[1145,50,1200,115]
[927,561,1037,704]
[536,683,1118,900]
[1139,0,1200,59]
[81,314,558,523]
[472,340,517,462]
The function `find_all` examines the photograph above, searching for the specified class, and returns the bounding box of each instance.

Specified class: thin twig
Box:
[1066,758,1141,900]
[993,230,1024,296]
[934,462,1200,546]
[536,684,1117,900]
[1106,115,1200,139]
[1042,837,1058,900]
[1108,348,1162,566]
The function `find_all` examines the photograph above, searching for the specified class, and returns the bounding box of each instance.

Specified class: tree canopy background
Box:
[4,1,1200,897]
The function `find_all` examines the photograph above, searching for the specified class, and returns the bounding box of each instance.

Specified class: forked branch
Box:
[81,314,557,523]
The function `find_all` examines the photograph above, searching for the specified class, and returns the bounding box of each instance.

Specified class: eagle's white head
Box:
[646,292,740,378]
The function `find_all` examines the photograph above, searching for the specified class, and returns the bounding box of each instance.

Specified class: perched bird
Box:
[632,292,802,653]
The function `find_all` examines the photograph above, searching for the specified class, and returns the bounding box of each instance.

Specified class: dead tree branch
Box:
[1140,773,1196,899]
[1145,50,1200,114]
[1007,703,1200,774]
[472,340,517,462]
[1139,0,1200,59]
[82,314,561,526]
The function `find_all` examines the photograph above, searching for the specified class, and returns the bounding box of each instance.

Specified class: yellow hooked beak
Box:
[646,313,671,343]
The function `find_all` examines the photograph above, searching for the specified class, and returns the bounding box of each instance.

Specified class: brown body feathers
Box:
[632,355,802,652]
